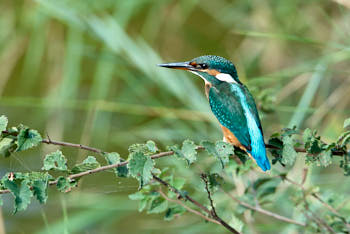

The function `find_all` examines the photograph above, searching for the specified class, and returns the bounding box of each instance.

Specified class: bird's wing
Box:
[208,85,251,150]
[241,85,264,135]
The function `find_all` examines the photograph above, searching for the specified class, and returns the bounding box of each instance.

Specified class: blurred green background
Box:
[1,0,350,233]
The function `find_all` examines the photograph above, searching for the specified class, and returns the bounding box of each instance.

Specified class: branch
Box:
[0,134,345,197]
[201,174,219,217]
[0,151,175,194]
[0,131,347,231]
[311,193,350,229]
[42,138,105,154]
[158,189,220,225]
[222,189,305,226]
[0,146,238,233]
[285,176,338,233]
[151,174,210,213]
[304,208,336,233]
[153,174,240,234]
[1,130,346,157]
[265,143,345,156]
[201,174,241,234]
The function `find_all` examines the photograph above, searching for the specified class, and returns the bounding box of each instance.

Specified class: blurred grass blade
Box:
[288,63,327,128]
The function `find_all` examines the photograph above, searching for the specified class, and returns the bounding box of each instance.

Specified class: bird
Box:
[158,55,271,171]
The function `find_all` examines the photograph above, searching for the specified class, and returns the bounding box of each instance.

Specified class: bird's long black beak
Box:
[157,62,193,70]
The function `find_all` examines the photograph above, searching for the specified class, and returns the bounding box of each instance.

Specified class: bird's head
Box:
[158,55,241,85]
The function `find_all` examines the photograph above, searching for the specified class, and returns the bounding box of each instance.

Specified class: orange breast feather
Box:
[221,126,256,162]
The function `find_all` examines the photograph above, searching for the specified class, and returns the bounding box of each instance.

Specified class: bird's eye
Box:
[197,63,208,69]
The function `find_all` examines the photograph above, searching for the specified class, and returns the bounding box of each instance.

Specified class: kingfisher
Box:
[158,55,271,171]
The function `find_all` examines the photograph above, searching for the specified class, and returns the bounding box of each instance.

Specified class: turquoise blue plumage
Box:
[158,55,271,171]
[209,82,271,171]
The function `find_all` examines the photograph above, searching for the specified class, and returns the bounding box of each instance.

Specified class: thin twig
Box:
[265,143,345,156]
[158,189,220,225]
[301,168,308,185]
[152,174,211,214]
[222,189,305,226]
[201,174,219,218]
[312,193,342,217]
[42,138,105,155]
[283,176,303,188]
[311,193,350,229]
[286,176,337,233]
[201,174,241,234]
[306,207,336,233]
[303,211,336,233]
[153,174,240,234]
[336,198,350,211]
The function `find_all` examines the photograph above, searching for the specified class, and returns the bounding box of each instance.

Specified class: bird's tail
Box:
[248,140,271,171]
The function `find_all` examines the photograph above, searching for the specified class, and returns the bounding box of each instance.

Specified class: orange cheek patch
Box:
[203,69,220,76]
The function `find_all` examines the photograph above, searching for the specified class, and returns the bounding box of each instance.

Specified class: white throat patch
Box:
[215,73,237,83]
[190,71,237,84]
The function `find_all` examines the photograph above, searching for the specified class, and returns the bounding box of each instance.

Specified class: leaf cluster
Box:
[1,115,350,233]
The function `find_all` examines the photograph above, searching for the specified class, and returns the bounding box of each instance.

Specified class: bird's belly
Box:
[221,125,257,163]
[221,126,243,148]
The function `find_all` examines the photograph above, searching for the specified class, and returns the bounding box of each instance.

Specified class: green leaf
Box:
[255,178,281,199]
[128,140,158,155]
[202,140,233,168]
[56,176,76,193]
[70,156,100,174]
[207,173,223,191]
[42,150,68,171]
[282,135,297,166]
[103,152,128,177]
[173,177,186,190]
[341,134,350,147]
[303,128,312,144]
[234,147,248,164]
[0,137,16,157]
[170,140,197,164]
[0,115,8,132]
[147,197,168,214]
[268,137,283,149]
[319,150,332,167]
[129,194,149,212]
[117,164,129,178]
[216,141,234,162]
[128,152,154,188]
[344,118,350,129]
[16,128,42,152]
[128,189,153,212]
[340,153,350,176]
[164,205,186,221]
[281,127,299,137]
[3,179,33,213]
[128,191,145,200]
[267,137,284,165]
[337,131,350,146]
[309,140,322,154]
[181,140,197,164]
[145,140,158,153]
[32,177,49,204]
